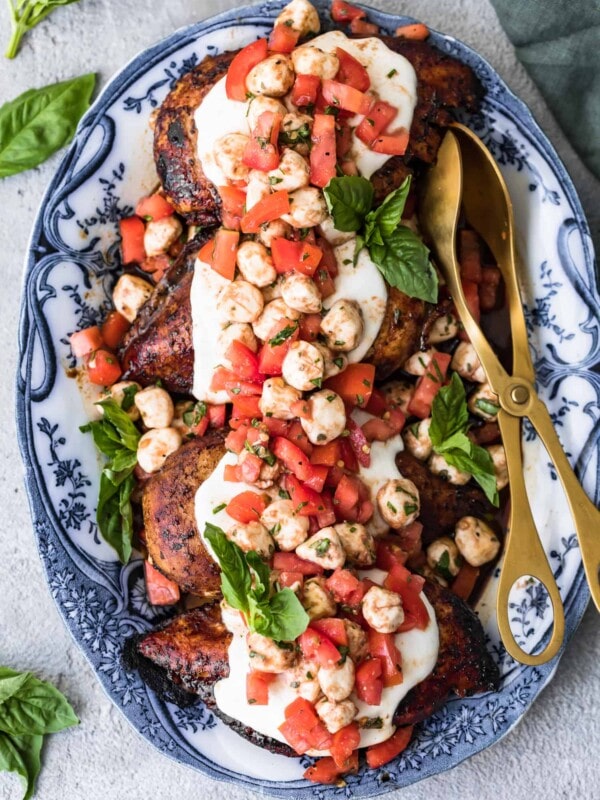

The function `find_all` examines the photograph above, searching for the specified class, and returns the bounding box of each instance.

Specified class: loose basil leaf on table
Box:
[0,668,78,800]
[5,0,81,59]
[0,73,95,178]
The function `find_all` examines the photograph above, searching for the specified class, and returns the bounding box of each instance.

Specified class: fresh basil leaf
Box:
[109,448,138,474]
[246,551,270,603]
[255,589,309,642]
[0,732,29,798]
[95,399,141,452]
[79,420,123,459]
[7,733,43,800]
[323,176,374,232]
[120,384,139,412]
[96,471,135,563]
[442,444,499,506]
[0,673,78,736]
[0,673,31,705]
[5,0,81,59]
[365,176,411,244]
[204,524,251,612]
[429,373,470,446]
[369,225,438,303]
[0,74,94,177]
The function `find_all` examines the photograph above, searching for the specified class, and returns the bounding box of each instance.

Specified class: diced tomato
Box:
[273,551,324,576]
[325,569,366,606]
[338,439,358,473]
[271,237,322,276]
[226,491,267,523]
[371,130,409,155]
[299,313,322,342]
[331,0,366,22]
[226,38,269,101]
[315,491,336,527]
[330,722,360,769]
[225,340,262,382]
[324,362,375,408]
[70,326,104,358]
[257,317,299,375]
[366,726,414,768]
[314,263,337,298]
[210,366,239,392]
[101,312,130,350]
[451,562,480,601]
[280,698,333,754]
[232,394,262,420]
[135,193,173,222]
[384,563,429,630]
[226,424,251,453]
[301,464,326,494]
[272,437,327,491]
[310,439,342,467]
[333,473,370,522]
[321,79,371,115]
[278,719,312,755]
[317,236,338,277]
[479,266,502,312]
[243,111,282,172]
[241,190,290,234]
[369,631,403,686]
[140,253,170,280]
[285,474,326,516]
[86,349,122,386]
[291,398,311,419]
[268,22,300,53]
[310,113,337,188]
[246,670,275,705]
[346,417,371,468]
[334,47,370,92]
[350,18,379,34]
[119,216,146,264]
[291,73,320,107]
[407,351,452,419]
[311,618,348,647]
[355,658,384,705]
[143,561,180,606]
[278,571,304,589]
[396,520,423,556]
[362,407,406,442]
[224,463,242,482]
[287,421,313,456]
[461,278,481,323]
[395,22,429,39]
[262,417,289,437]
[376,539,408,571]
[459,228,482,283]
[363,387,386,416]
[198,236,215,265]
[356,100,397,145]
[210,228,239,280]
[299,627,342,668]
[238,451,263,483]
[304,757,344,784]
[218,185,246,231]
[207,403,226,428]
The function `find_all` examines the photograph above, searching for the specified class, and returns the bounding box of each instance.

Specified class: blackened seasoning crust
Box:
[394,580,500,726]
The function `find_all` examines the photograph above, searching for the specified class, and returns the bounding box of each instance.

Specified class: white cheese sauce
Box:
[213,571,438,752]
[327,240,387,363]
[190,257,231,403]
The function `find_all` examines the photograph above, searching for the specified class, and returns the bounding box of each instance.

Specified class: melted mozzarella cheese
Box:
[213,570,438,751]
[190,257,232,403]
[327,240,387,363]
[297,30,417,178]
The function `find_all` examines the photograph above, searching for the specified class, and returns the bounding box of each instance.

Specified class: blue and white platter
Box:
[15,1,599,796]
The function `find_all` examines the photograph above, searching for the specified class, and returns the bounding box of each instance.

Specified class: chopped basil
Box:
[311,538,331,556]
[213,503,226,514]
[269,323,298,346]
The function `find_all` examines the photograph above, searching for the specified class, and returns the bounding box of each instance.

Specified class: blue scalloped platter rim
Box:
[15,1,599,797]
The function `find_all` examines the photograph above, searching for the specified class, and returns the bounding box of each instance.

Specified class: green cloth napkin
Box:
[488,0,600,180]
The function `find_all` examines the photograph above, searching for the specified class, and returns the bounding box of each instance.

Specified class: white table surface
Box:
[1,1,599,798]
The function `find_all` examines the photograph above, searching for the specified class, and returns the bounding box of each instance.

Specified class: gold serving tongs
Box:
[420,125,600,664]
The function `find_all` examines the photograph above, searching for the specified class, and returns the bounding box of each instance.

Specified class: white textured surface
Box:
[1,1,599,799]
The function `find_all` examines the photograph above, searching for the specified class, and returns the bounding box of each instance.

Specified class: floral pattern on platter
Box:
[16,1,598,798]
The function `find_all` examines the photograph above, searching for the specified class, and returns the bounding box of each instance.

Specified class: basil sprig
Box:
[205,524,309,641]
[80,399,141,563]
[0,667,78,800]
[323,175,438,303]
[0,74,95,178]
[429,373,499,506]
[5,0,81,59]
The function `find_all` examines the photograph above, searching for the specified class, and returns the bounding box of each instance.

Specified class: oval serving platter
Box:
[16,1,599,796]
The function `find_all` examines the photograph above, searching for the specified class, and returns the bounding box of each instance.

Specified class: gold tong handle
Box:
[496,412,565,664]
[527,396,600,611]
